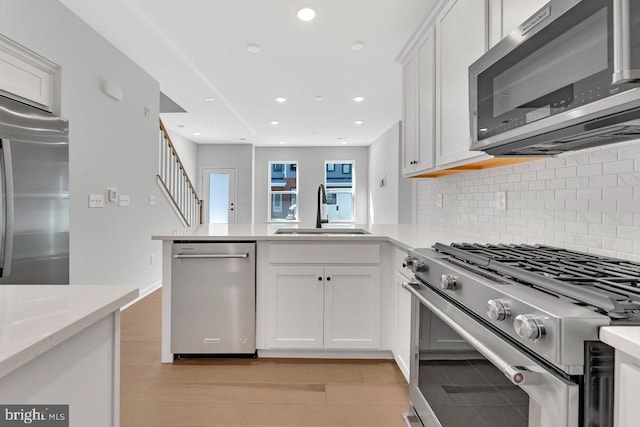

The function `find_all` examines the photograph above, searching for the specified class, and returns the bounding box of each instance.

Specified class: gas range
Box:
[405,243,640,375]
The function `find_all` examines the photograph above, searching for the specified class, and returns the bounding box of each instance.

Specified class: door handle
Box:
[173,253,249,259]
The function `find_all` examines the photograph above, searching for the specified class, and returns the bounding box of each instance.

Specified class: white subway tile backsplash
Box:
[416,142,640,260]
[603,159,634,174]
[602,237,634,253]
[604,213,634,226]
[590,174,617,188]
[590,149,618,164]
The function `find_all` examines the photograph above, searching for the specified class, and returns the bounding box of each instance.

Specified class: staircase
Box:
[157,120,202,227]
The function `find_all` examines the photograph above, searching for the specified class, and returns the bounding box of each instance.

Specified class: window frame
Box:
[324,160,355,223]
[268,160,299,222]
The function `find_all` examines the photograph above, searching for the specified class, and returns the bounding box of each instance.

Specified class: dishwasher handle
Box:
[173,253,249,260]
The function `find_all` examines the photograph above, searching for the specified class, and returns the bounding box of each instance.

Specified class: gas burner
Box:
[433,243,640,320]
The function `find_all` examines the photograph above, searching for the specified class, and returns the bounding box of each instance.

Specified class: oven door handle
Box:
[403,282,538,386]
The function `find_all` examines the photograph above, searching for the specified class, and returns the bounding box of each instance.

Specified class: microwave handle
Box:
[403,282,539,386]
[613,0,640,84]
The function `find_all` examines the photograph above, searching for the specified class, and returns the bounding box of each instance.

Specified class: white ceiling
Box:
[59,0,435,146]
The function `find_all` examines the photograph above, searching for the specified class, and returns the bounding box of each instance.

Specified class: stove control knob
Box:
[403,256,426,272]
[441,274,457,290]
[487,299,511,321]
[514,314,546,342]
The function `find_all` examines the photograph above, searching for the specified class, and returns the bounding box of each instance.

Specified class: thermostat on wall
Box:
[106,187,118,203]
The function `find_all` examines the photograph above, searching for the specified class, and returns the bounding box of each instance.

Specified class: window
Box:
[325,161,355,222]
[269,161,298,221]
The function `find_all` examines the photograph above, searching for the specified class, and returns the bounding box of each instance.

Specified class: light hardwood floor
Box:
[120,289,410,426]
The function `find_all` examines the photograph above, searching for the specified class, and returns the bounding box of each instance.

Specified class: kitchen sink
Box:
[274,228,371,235]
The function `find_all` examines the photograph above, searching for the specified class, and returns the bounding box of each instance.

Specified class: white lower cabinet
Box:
[265,261,381,350]
[395,270,412,381]
[324,266,381,349]
[267,266,324,349]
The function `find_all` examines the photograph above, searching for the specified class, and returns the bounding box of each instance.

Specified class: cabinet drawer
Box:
[268,243,380,264]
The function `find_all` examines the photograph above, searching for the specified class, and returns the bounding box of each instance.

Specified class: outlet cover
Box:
[437,193,443,208]
[149,195,157,206]
[89,194,104,208]
[496,191,507,210]
[118,195,130,207]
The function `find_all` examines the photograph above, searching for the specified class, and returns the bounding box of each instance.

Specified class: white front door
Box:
[202,168,236,224]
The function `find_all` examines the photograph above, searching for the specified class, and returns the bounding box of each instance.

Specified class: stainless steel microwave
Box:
[469,0,640,156]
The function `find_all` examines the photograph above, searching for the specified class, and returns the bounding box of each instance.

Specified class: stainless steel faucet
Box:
[316,184,329,228]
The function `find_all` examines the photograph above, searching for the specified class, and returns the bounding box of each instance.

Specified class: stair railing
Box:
[157,120,202,227]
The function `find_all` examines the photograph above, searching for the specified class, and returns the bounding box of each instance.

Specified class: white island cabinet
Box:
[0,285,137,427]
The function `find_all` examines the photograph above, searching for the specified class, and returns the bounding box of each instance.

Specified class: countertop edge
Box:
[0,287,138,380]
[600,326,640,360]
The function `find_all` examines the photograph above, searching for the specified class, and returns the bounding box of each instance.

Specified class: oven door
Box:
[403,282,579,427]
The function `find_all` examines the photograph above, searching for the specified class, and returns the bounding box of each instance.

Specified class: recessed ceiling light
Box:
[314,95,324,101]
[353,96,365,102]
[205,98,215,102]
[246,43,261,54]
[350,41,365,51]
[354,120,364,125]
[275,97,287,103]
[271,120,280,125]
[279,141,286,144]
[297,8,316,21]
[177,124,185,128]
[193,132,201,136]
[341,141,348,144]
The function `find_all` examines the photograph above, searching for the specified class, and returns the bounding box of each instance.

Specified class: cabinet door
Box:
[402,51,419,175]
[416,29,436,172]
[266,266,324,349]
[435,0,490,167]
[324,266,381,349]
[395,271,412,382]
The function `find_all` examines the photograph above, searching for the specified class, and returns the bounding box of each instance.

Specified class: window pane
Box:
[326,191,352,221]
[271,193,297,220]
[326,162,353,191]
[270,163,297,191]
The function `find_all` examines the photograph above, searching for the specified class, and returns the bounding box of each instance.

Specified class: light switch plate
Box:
[437,193,443,208]
[118,195,130,207]
[89,194,104,208]
[496,191,507,210]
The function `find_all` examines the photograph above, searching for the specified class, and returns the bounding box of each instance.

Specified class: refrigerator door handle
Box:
[2,140,14,277]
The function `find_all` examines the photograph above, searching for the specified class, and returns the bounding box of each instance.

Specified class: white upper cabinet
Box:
[0,35,57,112]
[435,0,490,167]
[490,0,550,48]
[402,29,435,175]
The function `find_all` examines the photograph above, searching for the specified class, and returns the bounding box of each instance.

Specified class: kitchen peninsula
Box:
[153,224,482,373]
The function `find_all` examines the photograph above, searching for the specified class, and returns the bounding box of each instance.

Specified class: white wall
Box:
[167,130,197,185]
[254,146,369,225]
[368,122,412,224]
[196,144,253,224]
[0,0,181,291]
[416,141,640,262]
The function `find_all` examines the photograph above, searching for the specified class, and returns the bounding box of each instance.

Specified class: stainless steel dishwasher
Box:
[171,242,256,355]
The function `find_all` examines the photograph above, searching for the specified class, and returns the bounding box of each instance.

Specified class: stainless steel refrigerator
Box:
[0,95,69,284]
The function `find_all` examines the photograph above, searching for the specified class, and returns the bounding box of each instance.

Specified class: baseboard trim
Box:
[121,280,162,311]
[257,349,394,359]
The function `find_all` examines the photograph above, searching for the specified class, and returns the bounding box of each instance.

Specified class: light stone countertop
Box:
[600,327,640,360]
[0,285,138,379]
[152,223,490,250]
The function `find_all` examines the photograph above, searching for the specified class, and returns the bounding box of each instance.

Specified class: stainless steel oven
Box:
[469,0,640,156]
[402,282,578,427]
[401,244,625,427]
